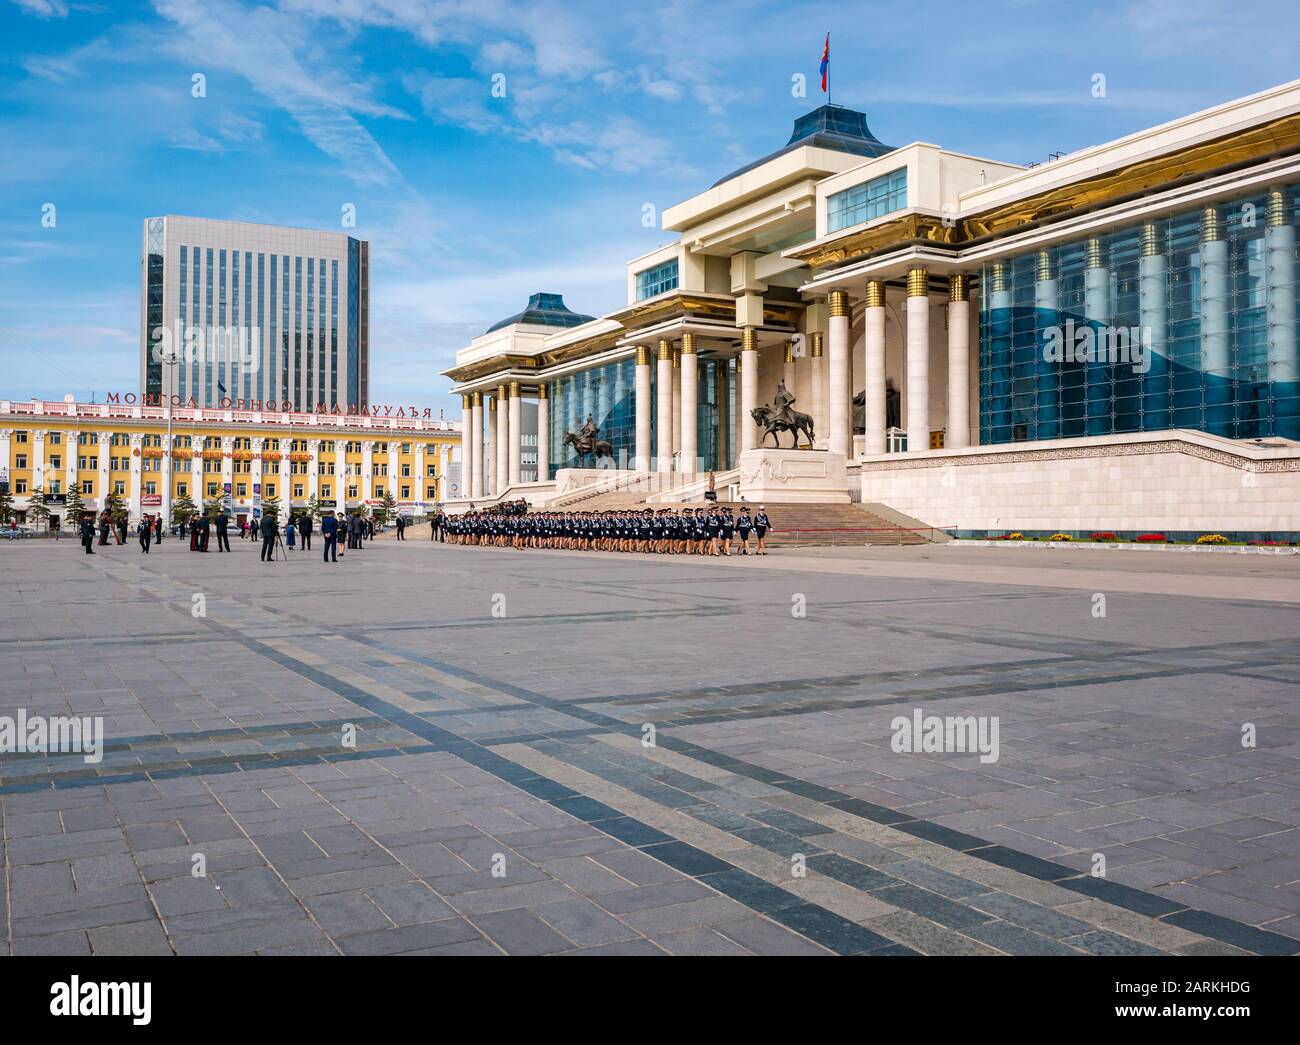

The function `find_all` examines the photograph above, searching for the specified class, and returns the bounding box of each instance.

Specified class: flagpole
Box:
[827,32,830,106]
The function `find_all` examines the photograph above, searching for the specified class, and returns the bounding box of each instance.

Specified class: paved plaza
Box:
[1,535,1298,956]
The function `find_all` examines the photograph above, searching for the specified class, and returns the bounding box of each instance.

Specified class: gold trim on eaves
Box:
[792,114,1300,268]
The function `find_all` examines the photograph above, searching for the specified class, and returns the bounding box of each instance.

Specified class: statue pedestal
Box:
[737,449,850,504]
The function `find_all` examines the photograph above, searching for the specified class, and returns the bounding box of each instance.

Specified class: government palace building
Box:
[444,79,1300,541]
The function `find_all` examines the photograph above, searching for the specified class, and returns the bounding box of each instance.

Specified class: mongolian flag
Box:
[819,34,829,93]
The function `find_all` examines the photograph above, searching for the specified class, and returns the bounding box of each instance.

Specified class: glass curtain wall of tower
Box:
[980,184,1299,444]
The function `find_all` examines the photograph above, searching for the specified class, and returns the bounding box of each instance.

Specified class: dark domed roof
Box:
[485,292,594,334]
[712,104,894,187]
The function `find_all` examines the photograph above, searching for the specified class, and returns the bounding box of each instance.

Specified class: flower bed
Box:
[1135,533,1167,543]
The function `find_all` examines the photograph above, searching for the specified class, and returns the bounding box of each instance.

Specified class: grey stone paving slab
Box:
[2,539,1297,956]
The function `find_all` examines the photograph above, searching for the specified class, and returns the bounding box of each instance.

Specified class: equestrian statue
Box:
[750,381,816,449]
[562,415,615,466]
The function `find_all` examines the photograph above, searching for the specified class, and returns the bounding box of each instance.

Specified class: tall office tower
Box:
[139,216,370,412]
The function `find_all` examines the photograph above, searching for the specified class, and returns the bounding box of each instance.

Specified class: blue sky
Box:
[3,0,1298,415]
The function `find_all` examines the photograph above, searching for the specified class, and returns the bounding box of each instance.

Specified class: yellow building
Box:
[0,396,460,529]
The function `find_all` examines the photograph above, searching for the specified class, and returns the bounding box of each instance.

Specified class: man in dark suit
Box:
[198,514,210,552]
[259,511,279,563]
[215,511,230,552]
[80,513,95,554]
[299,512,313,551]
[320,511,338,563]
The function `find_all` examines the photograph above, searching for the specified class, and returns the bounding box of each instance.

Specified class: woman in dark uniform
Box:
[754,506,772,555]
[719,508,735,556]
[736,508,753,554]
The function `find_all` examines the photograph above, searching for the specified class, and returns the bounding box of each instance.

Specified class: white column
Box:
[65,430,79,523]
[536,384,550,482]
[947,275,971,450]
[1140,223,1170,432]
[810,334,825,447]
[495,384,509,493]
[1267,190,1298,438]
[828,290,850,455]
[333,439,346,508]
[469,392,483,499]
[508,381,522,487]
[656,339,673,474]
[634,345,651,471]
[740,327,758,452]
[679,334,697,475]
[671,348,682,460]
[251,438,264,514]
[308,439,321,502]
[864,281,886,455]
[460,394,473,500]
[99,433,112,514]
[905,268,931,451]
[361,440,373,503]
[387,440,399,502]
[1085,238,1112,436]
[486,394,497,495]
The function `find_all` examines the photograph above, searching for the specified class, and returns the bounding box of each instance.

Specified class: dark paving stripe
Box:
[226,635,900,955]
[0,741,441,794]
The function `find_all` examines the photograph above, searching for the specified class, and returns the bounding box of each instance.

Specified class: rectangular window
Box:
[48,432,61,445]
[635,258,679,301]
[15,455,26,469]
[145,481,157,495]
[208,482,218,496]
[177,482,187,496]
[426,485,436,499]
[114,481,125,495]
[15,480,27,494]
[401,485,410,498]
[81,480,93,495]
[827,168,907,233]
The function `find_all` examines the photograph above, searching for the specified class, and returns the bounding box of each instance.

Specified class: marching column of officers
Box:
[445,500,773,556]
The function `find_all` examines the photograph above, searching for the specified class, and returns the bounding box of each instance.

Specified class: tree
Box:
[63,485,86,528]
[104,490,127,543]
[203,494,225,521]
[261,495,281,524]
[0,487,12,524]
[376,490,397,525]
[27,486,51,533]
[305,493,322,521]
[171,493,198,528]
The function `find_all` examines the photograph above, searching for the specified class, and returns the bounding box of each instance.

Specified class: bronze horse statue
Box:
[562,430,615,466]
[750,405,816,449]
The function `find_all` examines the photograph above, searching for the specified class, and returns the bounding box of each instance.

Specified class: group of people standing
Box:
[446,502,773,556]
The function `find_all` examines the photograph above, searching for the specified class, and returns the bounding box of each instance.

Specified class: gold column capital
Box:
[864,280,886,308]
[1267,189,1286,228]
[1035,250,1053,282]
[949,273,970,301]
[680,332,697,355]
[635,344,650,367]
[471,391,481,407]
[497,383,508,399]
[509,380,520,397]
[810,332,823,358]
[1201,206,1221,242]
[783,341,795,364]
[672,346,681,368]
[1086,237,1106,267]
[828,289,849,317]
[1141,222,1161,257]
[461,394,472,409]
[657,338,672,361]
[906,267,928,298]
[989,261,1008,293]
[741,327,757,353]
[537,382,548,400]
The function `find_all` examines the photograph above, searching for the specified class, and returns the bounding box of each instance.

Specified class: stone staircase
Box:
[541,493,937,546]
